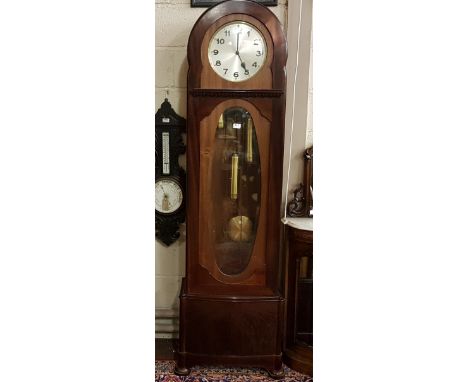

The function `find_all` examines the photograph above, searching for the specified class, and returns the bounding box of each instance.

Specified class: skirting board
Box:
[156,308,179,339]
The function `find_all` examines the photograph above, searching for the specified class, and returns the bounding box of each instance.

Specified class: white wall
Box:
[282,0,313,210]
[155,0,289,338]
[155,0,203,338]
[306,1,313,148]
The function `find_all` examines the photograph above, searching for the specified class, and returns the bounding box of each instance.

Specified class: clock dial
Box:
[208,21,267,82]
[155,178,183,214]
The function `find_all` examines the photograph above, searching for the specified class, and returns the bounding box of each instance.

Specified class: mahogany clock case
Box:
[176,0,287,377]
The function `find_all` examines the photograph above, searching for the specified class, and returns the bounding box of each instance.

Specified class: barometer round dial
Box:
[208,21,267,82]
[155,178,183,214]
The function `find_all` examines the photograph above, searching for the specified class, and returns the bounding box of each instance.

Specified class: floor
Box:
[155,360,312,382]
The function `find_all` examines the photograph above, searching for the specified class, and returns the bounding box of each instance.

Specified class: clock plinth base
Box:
[176,292,285,373]
[266,366,285,379]
[175,353,284,375]
[173,364,190,376]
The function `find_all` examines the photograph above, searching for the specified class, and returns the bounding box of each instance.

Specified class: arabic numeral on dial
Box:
[212,49,219,55]
[224,30,230,37]
[256,51,262,56]
[252,62,258,67]
[253,39,259,46]
[244,69,250,75]
[223,68,228,75]
[215,60,221,66]
[233,72,239,78]
[216,38,225,44]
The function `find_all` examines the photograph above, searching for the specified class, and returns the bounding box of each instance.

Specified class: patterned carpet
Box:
[155,361,312,382]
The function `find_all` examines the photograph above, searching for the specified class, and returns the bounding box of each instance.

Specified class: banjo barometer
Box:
[176,0,287,377]
[155,99,186,246]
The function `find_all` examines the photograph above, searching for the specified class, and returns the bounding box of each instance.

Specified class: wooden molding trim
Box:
[155,308,179,319]
[189,89,283,98]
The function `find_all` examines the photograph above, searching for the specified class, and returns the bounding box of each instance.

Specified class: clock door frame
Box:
[186,95,284,296]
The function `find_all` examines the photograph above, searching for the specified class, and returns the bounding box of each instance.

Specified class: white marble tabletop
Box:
[281,217,313,231]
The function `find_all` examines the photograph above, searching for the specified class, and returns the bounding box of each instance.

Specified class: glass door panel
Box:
[211,107,261,275]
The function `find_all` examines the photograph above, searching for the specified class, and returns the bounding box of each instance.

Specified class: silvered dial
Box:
[155,178,183,214]
[208,21,267,82]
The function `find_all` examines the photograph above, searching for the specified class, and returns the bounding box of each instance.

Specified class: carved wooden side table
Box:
[282,217,313,376]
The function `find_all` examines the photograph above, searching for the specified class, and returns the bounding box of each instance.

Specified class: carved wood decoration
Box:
[191,0,277,8]
[284,150,313,375]
[155,99,187,246]
[287,146,313,218]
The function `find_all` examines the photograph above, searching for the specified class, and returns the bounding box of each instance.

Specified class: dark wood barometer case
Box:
[176,0,287,377]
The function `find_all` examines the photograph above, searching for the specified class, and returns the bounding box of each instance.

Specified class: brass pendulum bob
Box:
[227,215,252,242]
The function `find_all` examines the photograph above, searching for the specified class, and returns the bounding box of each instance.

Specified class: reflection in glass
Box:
[296,256,312,347]
[212,107,261,275]
[299,257,313,279]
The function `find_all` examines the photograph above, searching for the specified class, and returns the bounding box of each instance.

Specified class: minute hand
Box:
[235,33,247,71]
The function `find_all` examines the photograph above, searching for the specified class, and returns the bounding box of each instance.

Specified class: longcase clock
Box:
[176,0,287,377]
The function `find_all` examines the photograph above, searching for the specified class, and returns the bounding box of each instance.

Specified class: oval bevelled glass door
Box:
[211,107,261,276]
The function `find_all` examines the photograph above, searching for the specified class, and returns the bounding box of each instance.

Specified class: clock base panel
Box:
[176,293,284,373]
